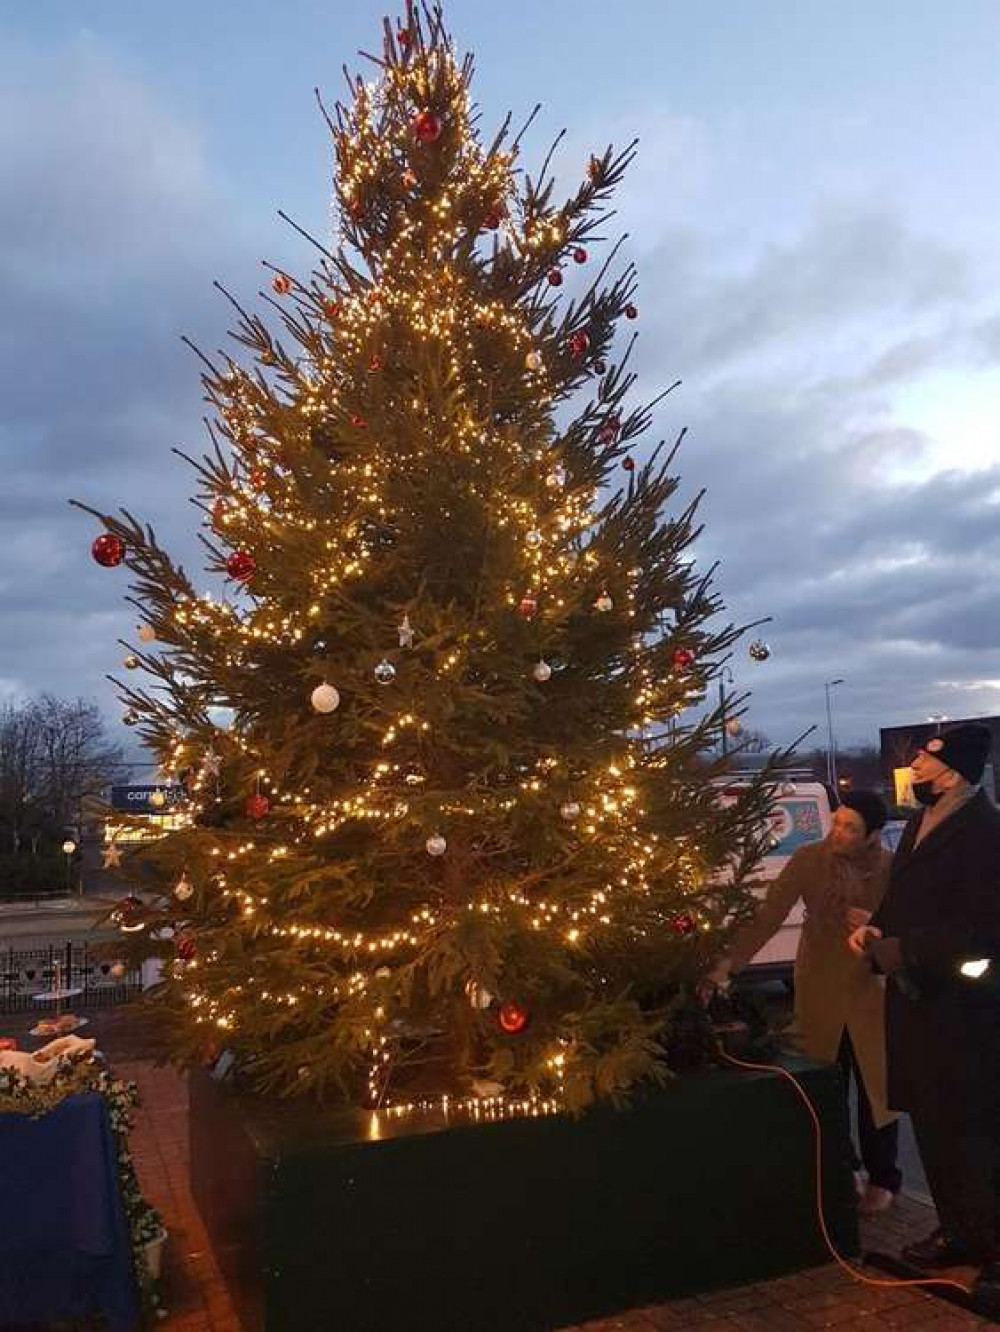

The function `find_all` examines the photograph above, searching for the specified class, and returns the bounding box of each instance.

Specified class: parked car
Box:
[880,820,907,853]
[715,772,835,985]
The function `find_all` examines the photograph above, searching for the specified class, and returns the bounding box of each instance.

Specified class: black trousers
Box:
[908,1099,1000,1259]
[837,1030,902,1193]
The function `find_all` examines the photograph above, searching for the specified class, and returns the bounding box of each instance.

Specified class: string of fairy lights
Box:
[97,29,734,1112]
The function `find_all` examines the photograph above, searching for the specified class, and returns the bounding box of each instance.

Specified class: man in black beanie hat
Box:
[850,723,1000,1312]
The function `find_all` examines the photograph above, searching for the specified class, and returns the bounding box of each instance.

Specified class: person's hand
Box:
[846,907,873,931]
[698,959,732,1003]
[849,924,882,958]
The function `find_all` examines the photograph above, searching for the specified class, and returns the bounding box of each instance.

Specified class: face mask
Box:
[912,780,941,807]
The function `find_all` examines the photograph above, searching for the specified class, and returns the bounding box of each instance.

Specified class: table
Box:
[0,1091,140,1331]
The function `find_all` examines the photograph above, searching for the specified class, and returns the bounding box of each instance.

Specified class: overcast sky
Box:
[3,0,1000,760]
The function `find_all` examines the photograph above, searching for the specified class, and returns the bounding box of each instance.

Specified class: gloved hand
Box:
[866,935,904,975]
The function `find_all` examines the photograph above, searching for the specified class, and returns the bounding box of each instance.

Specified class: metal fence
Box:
[0,942,142,1013]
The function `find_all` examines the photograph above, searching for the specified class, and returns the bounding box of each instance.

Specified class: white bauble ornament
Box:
[560,800,581,821]
[525,529,542,549]
[725,718,742,738]
[174,873,194,902]
[426,833,447,857]
[311,682,341,713]
[525,350,543,371]
[465,979,494,1010]
[594,591,614,613]
[532,660,552,683]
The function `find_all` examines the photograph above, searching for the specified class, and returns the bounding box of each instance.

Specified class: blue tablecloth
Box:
[0,1090,140,1331]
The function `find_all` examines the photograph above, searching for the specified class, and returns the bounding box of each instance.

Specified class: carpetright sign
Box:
[110,785,187,815]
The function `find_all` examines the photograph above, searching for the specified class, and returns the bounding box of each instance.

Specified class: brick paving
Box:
[114,1059,997,1332]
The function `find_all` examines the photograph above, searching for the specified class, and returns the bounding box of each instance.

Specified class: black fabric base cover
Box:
[189,1054,858,1332]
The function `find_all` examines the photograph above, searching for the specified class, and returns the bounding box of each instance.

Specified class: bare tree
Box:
[0,696,126,848]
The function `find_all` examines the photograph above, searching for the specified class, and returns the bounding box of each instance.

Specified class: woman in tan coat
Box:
[711,790,901,1213]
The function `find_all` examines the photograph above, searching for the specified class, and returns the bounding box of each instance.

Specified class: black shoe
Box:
[973,1261,1000,1318]
[901,1228,982,1269]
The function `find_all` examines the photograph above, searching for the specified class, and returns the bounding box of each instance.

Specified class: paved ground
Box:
[2,1003,995,1330]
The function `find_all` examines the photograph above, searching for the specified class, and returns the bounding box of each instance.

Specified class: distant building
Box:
[879,715,1000,806]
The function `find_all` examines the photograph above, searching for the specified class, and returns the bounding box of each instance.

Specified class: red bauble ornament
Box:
[176,933,197,962]
[323,298,341,319]
[401,168,418,190]
[483,204,505,230]
[498,1000,529,1034]
[226,550,257,582]
[112,894,144,932]
[517,593,539,620]
[412,110,444,144]
[671,913,697,935]
[272,273,293,295]
[572,247,588,264]
[368,354,384,372]
[248,466,268,491]
[547,268,563,287]
[350,413,368,429]
[91,533,126,568]
[672,647,696,672]
[246,793,270,820]
[568,330,591,360]
[597,416,620,445]
[622,456,635,472]
[624,303,638,320]
[396,24,413,49]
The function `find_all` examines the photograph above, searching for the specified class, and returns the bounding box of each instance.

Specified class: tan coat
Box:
[729,839,897,1128]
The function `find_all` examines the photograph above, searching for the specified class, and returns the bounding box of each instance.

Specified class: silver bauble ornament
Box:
[749,639,771,663]
[560,800,581,821]
[374,659,397,685]
[532,660,552,683]
[525,350,543,372]
[426,832,447,857]
[123,654,140,670]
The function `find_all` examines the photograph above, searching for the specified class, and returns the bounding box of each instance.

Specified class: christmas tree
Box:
[76,5,776,1112]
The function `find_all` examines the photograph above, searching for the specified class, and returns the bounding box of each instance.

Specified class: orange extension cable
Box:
[718,1047,974,1297]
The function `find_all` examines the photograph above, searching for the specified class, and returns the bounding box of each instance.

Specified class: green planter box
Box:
[190,1055,857,1332]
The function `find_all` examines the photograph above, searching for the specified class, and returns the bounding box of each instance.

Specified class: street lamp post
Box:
[61,838,77,896]
[824,680,844,791]
[719,666,735,758]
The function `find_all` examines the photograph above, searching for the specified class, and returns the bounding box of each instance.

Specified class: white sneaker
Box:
[859,1184,895,1214]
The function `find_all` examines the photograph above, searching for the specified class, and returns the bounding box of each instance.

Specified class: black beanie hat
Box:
[839,790,888,836]
[922,723,992,784]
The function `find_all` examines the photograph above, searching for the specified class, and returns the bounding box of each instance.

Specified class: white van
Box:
[715,773,835,982]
